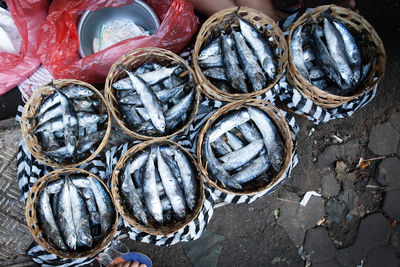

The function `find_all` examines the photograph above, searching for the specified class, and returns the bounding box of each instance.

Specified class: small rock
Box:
[366,246,400,267]
[304,227,335,263]
[317,140,360,170]
[322,172,341,198]
[383,189,400,220]
[389,111,400,133]
[356,213,391,251]
[377,157,400,188]
[391,225,400,252]
[326,199,347,224]
[277,196,325,247]
[368,122,400,156]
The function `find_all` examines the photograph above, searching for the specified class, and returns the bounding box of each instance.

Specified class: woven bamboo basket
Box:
[25,168,118,259]
[193,6,288,102]
[20,79,111,168]
[196,99,293,196]
[287,5,386,108]
[105,47,200,140]
[111,139,204,236]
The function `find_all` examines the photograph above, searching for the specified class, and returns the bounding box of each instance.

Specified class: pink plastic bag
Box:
[0,0,48,96]
[37,0,198,84]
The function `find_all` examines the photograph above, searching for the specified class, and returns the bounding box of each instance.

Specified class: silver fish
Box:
[291,24,309,80]
[209,109,250,143]
[247,107,284,171]
[203,134,241,189]
[231,155,271,184]
[221,32,247,93]
[119,104,143,128]
[57,180,77,250]
[199,37,221,60]
[68,178,92,248]
[231,28,266,91]
[122,160,148,225]
[38,189,67,250]
[172,147,198,210]
[219,139,264,171]
[198,54,224,68]
[237,121,262,143]
[46,178,64,194]
[309,67,325,80]
[237,15,276,80]
[128,150,149,174]
[225,131,245,150]
[203,67,228,81]
[157,148,186,219]
[143,149,163,223]
[39,131,60,151]
[323,17,354,86]
[88,177,114,234]
[165,89,194,122]
[332,19,361,84]
[211,137,233,157]
[124,70,166,133]
[73,99,99,113]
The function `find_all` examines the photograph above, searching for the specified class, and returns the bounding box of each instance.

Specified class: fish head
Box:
[198,53,208,60]
[80,88,94,97]
[66,235,77,251]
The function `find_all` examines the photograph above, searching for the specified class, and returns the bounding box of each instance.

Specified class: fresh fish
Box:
[124,69,165,133]
[119,104,143,128]
[237,15,277,80]
[172,147,198,210]
[203,134,241,189]
[199,37,221,60]
[39,131,60,151]
[162,74,184,90]
[247,107,284,171]
[57,180,77,250]
[310,25,342,85]
[237,121,262,143]
[118,93,143,106]
[76,130,106,154]
[62,85,94,99]
[211,137,233,157]
[143,149,163,223]
[155,83,187,102]
[219,139,264,171]
[221,32,247,93]
[291,24,309,80]
[88,177,114,234]
[136,107,151,121]
[203,67,228,81]
[198,54,224,68]
[121,160,148,225]
[161,151,183,185]
[311,79,329,89]
[156,148,186,218]
[332,19,362,84]
[309,67,325,80]
[231,27,266,91]
[209,109,250,142]
[165,89,194,122]
[46,178,64,194]
[303,46,315,63]
[225,131,245,150]
[68,178,92,248]
[128,150,149,174]
[73,99,99,113]
[113,66,179,90]
[323,17,354,86]
[231,155,271,184]
[38,189,67,250]
[55,88,79,156]
[37,104,62,126]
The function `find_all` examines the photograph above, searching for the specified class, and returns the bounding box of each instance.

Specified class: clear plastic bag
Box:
[37,0,198,84]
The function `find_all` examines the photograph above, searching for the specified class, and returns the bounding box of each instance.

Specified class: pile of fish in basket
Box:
[19,4,385,259]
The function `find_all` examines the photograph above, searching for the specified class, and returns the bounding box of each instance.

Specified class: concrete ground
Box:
[1,0,400,266]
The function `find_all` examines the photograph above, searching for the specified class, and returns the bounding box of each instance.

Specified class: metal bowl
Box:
[78,0,160,58]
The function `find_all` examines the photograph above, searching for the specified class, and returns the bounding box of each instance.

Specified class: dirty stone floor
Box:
[1,0,400,266]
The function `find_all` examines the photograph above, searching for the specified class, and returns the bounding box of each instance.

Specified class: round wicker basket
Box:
[287,5,386,108]
[105,47,200,140]
[193,6,288,102]
[196,99,293,196]
[20,79,111,168]
[111,139,204,236]
[25,168,118,259]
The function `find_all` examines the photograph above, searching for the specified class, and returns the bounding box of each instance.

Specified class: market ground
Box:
[1,0,400,266]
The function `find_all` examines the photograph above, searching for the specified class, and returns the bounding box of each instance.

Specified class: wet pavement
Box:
[1,0,400,266]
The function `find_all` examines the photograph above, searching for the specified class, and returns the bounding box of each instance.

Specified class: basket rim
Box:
[20,79,111,168]
[104,47,201,141]
[111,138,205,236]
[192,5,288,102]
[25,168,119,259]
[196,99,293,196]
[286,4,386,108]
